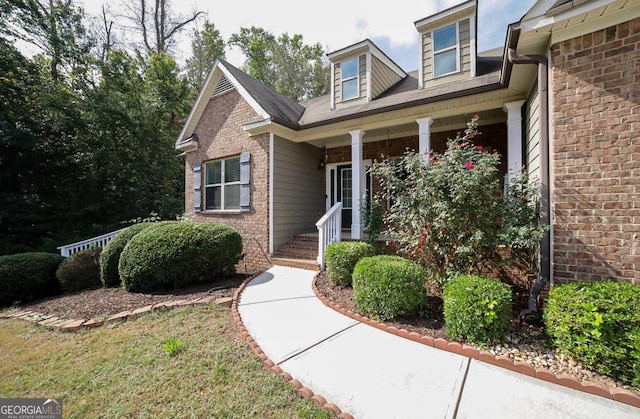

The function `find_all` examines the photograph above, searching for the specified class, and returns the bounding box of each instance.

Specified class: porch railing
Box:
[316,202,342,270]
[57,228,125,257]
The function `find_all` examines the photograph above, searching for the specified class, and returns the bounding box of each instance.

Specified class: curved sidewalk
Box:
[235,265,640,419]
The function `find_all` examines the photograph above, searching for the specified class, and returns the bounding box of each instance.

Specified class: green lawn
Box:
[0,305,334,418]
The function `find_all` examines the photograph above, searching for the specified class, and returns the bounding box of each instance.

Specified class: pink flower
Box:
[440,228,447,234]
[464,162,474,169]
[476,145,483,151]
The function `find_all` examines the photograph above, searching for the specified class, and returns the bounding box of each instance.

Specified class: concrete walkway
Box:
[236,265,640,419]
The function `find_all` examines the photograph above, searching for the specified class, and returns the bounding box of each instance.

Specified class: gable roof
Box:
[175,59,305,146]
[219,59,306,128]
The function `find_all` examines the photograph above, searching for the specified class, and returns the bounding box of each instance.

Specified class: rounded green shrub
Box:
[544,281,640,386]
[352,255,428,321]
[325,241,375,286]
[119,222,242,292]
[0,252,64,307]
[443,275,512,345]
[100,222,167,287]
[56,249,102,293]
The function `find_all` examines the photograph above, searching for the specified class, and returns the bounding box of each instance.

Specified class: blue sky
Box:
[77,0,536,70]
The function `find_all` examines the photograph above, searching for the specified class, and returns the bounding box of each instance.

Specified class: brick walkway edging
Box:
[1,296,234,332]
[309,275,640,410]
[230,273,355,419]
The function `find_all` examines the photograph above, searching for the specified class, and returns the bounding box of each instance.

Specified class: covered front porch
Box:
[271,100,529,269]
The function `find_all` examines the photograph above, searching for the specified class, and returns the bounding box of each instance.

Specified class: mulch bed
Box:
[15,275,248,320]
[314,270,541,341]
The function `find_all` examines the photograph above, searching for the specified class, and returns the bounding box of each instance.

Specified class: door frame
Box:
[325,159,373,228]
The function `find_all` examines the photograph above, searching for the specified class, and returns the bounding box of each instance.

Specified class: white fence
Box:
[57,228,125,257]
[315,202,342,270]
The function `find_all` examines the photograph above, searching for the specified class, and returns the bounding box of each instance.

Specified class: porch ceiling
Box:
[306,108,509,148]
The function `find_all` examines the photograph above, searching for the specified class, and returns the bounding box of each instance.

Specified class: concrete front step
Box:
[271,257,319,271]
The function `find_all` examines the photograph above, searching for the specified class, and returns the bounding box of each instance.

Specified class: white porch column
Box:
[416,117,433,159]
[350,129,365,240]
[503,100,526,178]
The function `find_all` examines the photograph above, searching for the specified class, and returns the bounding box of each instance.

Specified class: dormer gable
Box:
[415,0,477,90]
[327,39,407,111]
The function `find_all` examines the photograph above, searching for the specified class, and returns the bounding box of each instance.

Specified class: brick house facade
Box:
[183,90,271,274]
[176,0,640,287]
[551,17,640,284]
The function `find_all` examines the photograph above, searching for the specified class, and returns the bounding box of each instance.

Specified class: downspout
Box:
[507,47,551,321]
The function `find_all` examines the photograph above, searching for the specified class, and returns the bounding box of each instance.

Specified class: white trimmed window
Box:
[341,57,359,101]
[433,23,458,77]
[205,156,241,210]
[194,153,250,213]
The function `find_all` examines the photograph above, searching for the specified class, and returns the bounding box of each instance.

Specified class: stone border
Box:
[230,274,355,419]
[310,276,640,410]
[1,296,234,332]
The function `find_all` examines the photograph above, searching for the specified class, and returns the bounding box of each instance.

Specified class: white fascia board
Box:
[521,0,618,32]
[174,59,272,149]
[415,0,476,30]
[243,118,298,140]
[551,2,640,44]
[369,44,407,78]
[174,59,222,148]
[327,40,370,60]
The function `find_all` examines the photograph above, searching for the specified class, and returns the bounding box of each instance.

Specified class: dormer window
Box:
[341,57,359,100]
[433,23,459,77]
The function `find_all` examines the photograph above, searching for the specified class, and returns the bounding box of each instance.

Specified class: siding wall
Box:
[551,18,640,284]
[272,136,325,250]
[422,18,472,88]
[183,90,271,274]
[371,56,402,98]
[525,85,541,182]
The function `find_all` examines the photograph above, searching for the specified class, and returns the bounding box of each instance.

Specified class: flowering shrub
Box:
[371,115,546,281]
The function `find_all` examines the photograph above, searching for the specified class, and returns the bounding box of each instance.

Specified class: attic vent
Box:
[212,75,234,97]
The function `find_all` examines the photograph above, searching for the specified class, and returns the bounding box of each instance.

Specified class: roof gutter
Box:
[506,24,552,321]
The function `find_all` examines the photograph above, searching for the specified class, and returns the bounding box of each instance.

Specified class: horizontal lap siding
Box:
[371,56,403,99]
[273,137,325,251]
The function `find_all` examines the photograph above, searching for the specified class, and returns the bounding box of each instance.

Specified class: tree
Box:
[229,27,330,100]
[185,20,226,92]
[2,0,92,82]
[228,26,275,85]
[125,0,204,54]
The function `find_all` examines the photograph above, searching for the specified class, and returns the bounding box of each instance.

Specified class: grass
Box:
[0,305,334,418]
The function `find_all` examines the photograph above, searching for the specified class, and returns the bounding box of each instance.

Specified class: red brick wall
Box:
[551,18,640,284]
[184,90,271,274]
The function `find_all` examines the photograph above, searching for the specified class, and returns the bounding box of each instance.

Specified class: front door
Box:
[330,163,372,230]
[336,165,353,229]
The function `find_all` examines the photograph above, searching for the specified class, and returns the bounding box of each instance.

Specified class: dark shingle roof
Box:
[219,59,306,128]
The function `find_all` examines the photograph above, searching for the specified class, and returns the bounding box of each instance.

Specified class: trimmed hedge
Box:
[119,222,242,292]
[100,222,166,287]
[56,249,102,293]
[544,281,640,386]
[0,252,64,307]
[352,255,428,321]
[443,275,512,345]
[325,241,375,286]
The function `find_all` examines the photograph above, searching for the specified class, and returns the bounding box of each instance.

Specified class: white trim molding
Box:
[349,129,365,240]
[503,100,527,177]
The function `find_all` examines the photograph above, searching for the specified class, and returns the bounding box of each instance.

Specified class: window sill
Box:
[201,210,247,215]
